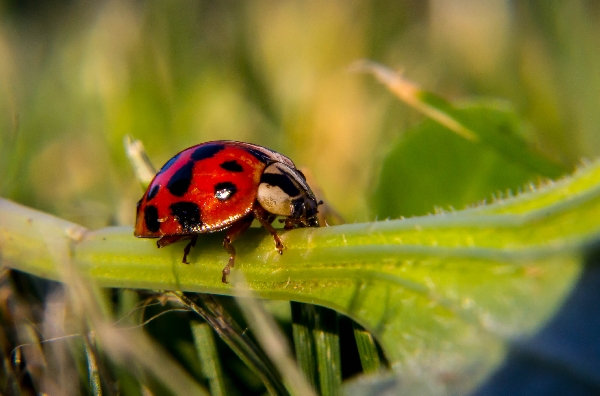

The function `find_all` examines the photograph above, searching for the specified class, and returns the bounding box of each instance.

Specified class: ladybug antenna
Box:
[317,200,324,206]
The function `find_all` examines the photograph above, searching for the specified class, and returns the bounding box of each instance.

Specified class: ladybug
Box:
[134,141,321,283]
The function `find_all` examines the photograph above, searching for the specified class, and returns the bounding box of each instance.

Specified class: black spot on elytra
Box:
[214,182,238,202]
[191,144,225,161]
[170,202,202,233]
[167,160,195,196]
[146,184,160,201]
[260,172,300,197]
[144,205,160,232]
[220,160,244,172]
[157,153,181,175]
[246,148,271,163]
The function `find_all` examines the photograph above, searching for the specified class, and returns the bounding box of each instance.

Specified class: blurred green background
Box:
[1,0,599,228]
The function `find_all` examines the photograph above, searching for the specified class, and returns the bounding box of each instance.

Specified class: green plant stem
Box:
[3,160,600,389]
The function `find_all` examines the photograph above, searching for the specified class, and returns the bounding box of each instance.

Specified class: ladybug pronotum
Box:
[134,141,321,283]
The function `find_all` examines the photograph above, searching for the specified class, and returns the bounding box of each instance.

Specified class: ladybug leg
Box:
[221,216,254,284]
[157,235,188,248]
[253,205,284,254]
[283,218,295,230]
[182,235,198,264]
[157,235,197,264]
[277,217,295,230]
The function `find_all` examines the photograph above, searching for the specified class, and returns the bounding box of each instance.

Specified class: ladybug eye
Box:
[290,197,305,218]
[214,182,238,202]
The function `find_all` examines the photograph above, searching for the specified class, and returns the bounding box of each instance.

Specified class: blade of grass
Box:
[352,323,381,374]
[313,306,341,396]
[123,135,157,189]
[57,257,209,396]
[233,276,317,396]
[172,293,289,396]
[97,324,210,396]
[291,302,318,391]
[191,321,226,396]
[350,60,477,141]
[352,60,566,178]
[83,333,102,396]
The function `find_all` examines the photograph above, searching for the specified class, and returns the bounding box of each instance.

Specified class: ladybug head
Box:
[290,196,320,227]
[257,163,320,227]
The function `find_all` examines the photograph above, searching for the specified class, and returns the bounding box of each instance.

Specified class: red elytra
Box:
[134,141,321,283]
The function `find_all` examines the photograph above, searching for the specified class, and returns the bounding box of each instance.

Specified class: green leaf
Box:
[416,93,565,177]
[357,61,567,219]
[354,60,566,179]
[372,102,552,218]
[3,157,600,391]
